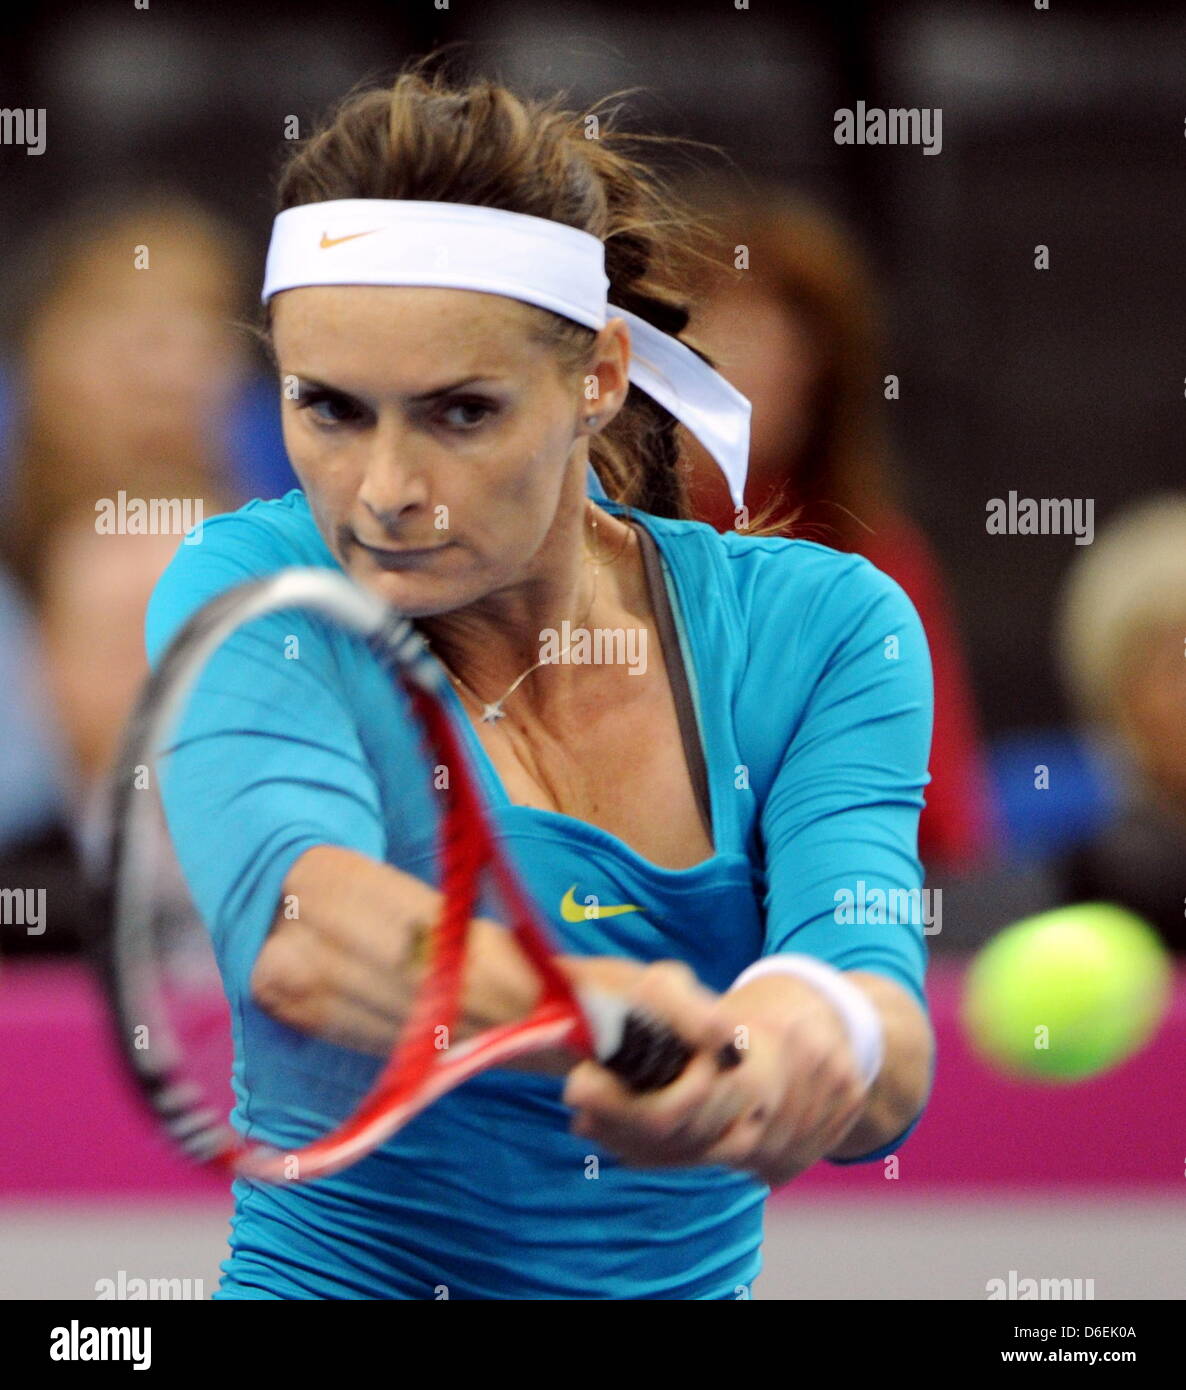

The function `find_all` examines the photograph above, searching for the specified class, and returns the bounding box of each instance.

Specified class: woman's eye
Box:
[294,390,359,426]
[291,388,495,431]
[440,399,495,430]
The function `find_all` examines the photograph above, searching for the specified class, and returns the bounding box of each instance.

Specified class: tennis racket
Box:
[89,566,741,1184]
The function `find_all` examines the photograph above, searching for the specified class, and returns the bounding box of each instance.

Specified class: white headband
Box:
[261,199,749,509]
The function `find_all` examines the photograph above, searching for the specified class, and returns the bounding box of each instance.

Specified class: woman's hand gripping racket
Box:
[90,567,741,1183]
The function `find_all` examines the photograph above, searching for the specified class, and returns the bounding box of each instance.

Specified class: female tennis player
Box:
[145,63,935,1299]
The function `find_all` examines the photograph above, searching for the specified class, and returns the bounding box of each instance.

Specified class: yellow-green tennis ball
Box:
[961,904,1172,1082]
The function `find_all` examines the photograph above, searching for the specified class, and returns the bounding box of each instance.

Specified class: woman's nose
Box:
[358,427,432,520]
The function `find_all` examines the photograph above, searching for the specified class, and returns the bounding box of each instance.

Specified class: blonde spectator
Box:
[1054,494,1186,950]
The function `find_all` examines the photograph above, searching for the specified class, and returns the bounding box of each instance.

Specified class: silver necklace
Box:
[429,503,610,726]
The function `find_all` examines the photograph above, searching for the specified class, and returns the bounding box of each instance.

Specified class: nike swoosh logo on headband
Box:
[319,230,379,249]
[560,885,642,922]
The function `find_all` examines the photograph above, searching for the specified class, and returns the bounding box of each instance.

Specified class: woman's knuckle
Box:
[645,1101,692,1143]
[718,1129,760,1168]
[647,959,696,990]
[251,936,318,1019]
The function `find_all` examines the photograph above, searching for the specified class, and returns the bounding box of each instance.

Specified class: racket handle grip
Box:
[602,1009,743,1093]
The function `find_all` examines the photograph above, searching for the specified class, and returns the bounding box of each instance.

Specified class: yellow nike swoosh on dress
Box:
[560,885,643,922]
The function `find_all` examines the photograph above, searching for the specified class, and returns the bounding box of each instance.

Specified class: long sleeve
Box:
[758,555,933,1002]
[142,517,404,997]
[754,554,935,1163]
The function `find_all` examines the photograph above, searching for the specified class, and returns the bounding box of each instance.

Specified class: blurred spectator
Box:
[1053,494,1186,952]
[0,503,204,956]
[0,567,64,848]
[676,179,995,876]
[2,187,252,586]
[0,189,247,953]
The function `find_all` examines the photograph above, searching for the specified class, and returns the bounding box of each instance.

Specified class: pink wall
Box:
[3,959,1183,1197]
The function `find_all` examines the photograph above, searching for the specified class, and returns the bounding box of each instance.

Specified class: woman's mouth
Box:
[349,530,451,570]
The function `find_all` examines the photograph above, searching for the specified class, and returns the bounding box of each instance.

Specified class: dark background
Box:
[1,0,1181,738]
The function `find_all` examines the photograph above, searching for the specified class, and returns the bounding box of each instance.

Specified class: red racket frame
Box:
[95,568,733,1187]
[231,682,600,1182]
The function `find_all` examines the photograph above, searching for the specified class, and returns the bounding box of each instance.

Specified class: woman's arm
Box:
[249,843,656,1071]
[250,845,532,1055]
[564,552,938,1185]
[823,970,933,1161]
[705,968,933,1179]
[561,965,933,1188]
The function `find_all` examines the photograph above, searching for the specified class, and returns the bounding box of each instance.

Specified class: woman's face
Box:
[271,286,610,616]
[689,281,819,481]
[25,224,248,484]
[39,515,183,787]
[1119,620,1186,804]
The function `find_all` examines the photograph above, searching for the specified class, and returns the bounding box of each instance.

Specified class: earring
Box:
[585,413,599,428]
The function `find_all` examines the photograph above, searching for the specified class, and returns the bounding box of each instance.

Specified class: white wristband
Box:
[730,955,886,1088]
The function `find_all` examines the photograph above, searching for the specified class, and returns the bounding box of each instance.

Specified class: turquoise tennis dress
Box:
[144,488,934,1300]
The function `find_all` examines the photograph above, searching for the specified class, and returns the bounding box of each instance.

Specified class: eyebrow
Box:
[287,372,500,402]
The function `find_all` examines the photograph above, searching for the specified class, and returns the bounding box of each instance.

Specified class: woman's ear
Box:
[580,317,631,430]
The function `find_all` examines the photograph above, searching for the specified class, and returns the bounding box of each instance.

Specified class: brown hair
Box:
[679,177,900,547]
[262,58,784,527]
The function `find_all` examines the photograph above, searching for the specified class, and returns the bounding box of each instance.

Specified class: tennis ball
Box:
[961,904,1172,1082]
